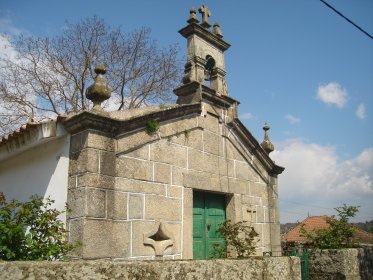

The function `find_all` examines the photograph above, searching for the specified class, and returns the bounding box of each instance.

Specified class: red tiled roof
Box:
[355,227,373,244]
[283,216,330,242]
[282,216,373,244]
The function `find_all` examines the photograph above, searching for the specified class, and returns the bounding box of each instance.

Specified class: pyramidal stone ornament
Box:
[213,22,223,38]
[86,64,111,111]
[187,7,199,24]
[260,123,274,154]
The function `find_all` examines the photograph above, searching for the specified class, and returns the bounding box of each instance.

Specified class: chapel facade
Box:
[63,6,284,260]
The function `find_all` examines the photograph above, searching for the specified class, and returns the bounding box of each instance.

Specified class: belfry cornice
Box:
[178,23,230,51]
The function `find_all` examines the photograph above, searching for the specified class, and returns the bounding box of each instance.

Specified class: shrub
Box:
[146,119,160,134]
[213,220,259,258]
[0,193,76,260]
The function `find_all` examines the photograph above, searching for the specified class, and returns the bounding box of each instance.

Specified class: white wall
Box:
[0,135,70,222]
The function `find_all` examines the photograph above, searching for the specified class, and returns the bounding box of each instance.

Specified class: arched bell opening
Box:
[204,55,216,87]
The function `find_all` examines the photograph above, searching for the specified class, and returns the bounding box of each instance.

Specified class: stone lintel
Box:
[63,104,202,136]
[228,119,285,176]
[178,23,230,51]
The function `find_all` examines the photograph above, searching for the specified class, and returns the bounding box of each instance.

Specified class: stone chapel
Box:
[0,6,284,260]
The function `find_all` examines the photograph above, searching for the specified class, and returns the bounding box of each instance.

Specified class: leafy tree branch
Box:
[0,193,78,260]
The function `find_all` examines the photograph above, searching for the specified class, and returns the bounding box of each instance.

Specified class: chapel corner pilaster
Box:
[64,113,119,259]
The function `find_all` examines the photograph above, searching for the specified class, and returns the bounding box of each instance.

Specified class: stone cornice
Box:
[229,118,285,176]
[173,81,201,98]
[63,111,120,136]
[211,67,226,77]
[201,85,240,108]
[63,104,202,137]
[178,23,230,51]
[174,82,239,108]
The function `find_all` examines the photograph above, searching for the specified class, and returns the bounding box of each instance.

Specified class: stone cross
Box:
[198,5,211,28]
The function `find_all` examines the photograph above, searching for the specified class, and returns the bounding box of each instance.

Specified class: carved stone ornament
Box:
[187,7,199,24]
[260,123,275,154]
[198,5,211,28]
[182,61,196,84]
[213,22,223,38]
[143,221,174,256]
[85,64,112,111]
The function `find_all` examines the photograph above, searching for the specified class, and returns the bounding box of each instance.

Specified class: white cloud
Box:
[356,103,366,119]
[285,114,301,125]
[272,139,373,222]
[0,16,25,65]
[239,112,255,120]
[102,94,122,111]
[0,34,18,62]
[0,17,23,36]
[356,148,373,169]
[316,82,348,108]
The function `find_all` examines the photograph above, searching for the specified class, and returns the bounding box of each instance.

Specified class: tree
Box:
[301,204,359,249]
[0,193,76,260]
[0,16,181,136]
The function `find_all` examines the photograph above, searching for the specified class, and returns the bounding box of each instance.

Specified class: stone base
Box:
[309,248,373,280]
[0,257,301,280]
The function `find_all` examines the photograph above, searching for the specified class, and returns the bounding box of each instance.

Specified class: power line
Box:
[281,210,307,215]
[280,199,332,210]
[319,0,373,40]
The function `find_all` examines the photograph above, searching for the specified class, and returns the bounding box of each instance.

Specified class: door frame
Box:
[192,190,228,259]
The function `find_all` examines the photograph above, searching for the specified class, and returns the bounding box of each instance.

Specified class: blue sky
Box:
[1,0,372,223]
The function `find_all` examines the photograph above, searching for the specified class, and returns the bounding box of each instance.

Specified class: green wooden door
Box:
[193,191,226,259]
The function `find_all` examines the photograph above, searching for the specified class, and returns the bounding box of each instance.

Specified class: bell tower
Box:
[175,5,232,103]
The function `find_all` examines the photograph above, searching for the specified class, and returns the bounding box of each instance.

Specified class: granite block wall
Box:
[67,104,280,259]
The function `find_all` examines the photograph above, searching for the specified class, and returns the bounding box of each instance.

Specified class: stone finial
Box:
[198,5,211,28]
[213,22,223,38]
[260,123,274,154]
[86,64,111,111]
[187,7,199,24]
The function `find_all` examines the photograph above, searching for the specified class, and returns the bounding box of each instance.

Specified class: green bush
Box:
[213,220,259,258]
[146,119,160,134]
[301,204,359,249]
[0,193,76,260]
